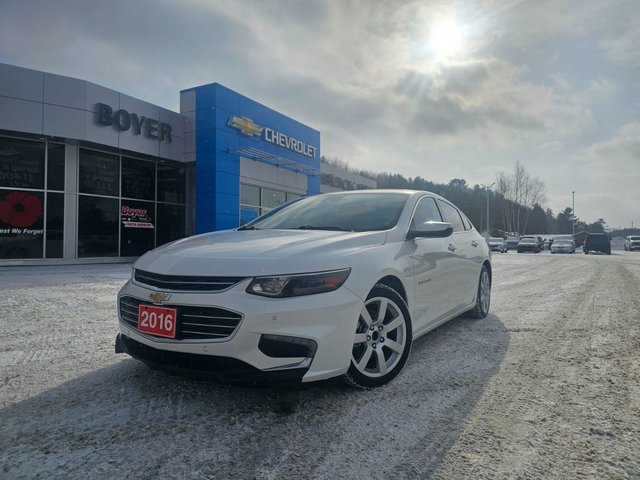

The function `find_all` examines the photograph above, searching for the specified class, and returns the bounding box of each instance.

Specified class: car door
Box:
[436,199,480,314]
[408,196,457,331]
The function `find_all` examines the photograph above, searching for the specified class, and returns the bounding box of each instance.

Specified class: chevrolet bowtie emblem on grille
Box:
[228,116,264,137]
[149,292,171,303]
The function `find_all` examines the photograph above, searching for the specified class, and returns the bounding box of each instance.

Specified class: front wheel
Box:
[344,284,412,388]
[469,265,491,319]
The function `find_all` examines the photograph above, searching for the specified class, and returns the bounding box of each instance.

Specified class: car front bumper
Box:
[116,279,364,383]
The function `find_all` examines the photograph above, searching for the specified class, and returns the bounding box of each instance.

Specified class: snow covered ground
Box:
[1,252,639,479]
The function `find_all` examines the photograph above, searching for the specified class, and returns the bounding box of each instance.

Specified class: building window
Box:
[261,188,287,209]
[47,143,65,191]
[76,148,188,258]
[78,195,119,257]
[0,136,66,260]
[0,137,45,189]
[158,164,186,204]
[0,189,45,258]
[79,149,120,197]
[45,192,64,258]
[239,183,304,225]
[120,200,155,256]
[240,184,260,206]
[122,157,155,201]
[156,203,185,247]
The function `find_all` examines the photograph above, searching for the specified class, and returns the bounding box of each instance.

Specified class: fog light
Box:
[258,334,318,358]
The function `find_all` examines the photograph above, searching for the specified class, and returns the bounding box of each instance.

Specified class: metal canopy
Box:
[228,147,321,176]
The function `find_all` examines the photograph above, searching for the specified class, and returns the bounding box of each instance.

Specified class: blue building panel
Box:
[180,82,321,234]
[215,171,240,197]
[212,151,240,176]
[216,213,241,231]
[195,192,216,234]
[195,106,217,131]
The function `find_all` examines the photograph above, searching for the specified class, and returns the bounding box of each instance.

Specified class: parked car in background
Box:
[624,236,640,251]
[487,237,507,253]
[115,190,492,388]
[506,236,520,251]
[517,236,541,253]
[551,239,575,254]
[583,233,611,255]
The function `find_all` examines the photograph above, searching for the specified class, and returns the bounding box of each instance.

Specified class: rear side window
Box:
[410,196,442,229]
[460,212,474,231]
[436,200,465,232]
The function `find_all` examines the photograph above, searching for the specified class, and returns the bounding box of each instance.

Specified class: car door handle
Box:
[471,240,478,247]
[448,244,456,252]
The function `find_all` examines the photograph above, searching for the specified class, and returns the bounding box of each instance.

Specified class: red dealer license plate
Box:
[138,305,177,339]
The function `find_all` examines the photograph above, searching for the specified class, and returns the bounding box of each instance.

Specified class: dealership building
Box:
[0,63,375,265]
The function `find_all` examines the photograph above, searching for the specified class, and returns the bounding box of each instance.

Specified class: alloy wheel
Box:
[352,296,407,378]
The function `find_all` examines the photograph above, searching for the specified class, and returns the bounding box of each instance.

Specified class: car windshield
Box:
[556,240,572,245]
[520,238,536,243]
[489,238,502,242]
[241,192,410,232]
[630,236,640,241]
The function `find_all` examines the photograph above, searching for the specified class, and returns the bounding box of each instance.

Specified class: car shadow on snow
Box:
[0,313,509,479]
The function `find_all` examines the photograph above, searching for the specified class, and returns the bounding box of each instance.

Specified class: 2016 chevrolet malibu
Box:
[116,190,492,387]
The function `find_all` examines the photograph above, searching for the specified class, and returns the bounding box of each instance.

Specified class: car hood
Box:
[134,229,388,276]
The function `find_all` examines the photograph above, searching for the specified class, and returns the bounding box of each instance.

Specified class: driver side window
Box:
[410,196,442,229]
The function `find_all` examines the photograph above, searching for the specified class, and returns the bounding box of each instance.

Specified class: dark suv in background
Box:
[583,233,611,255]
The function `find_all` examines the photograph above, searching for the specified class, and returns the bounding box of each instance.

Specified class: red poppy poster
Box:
[0,190,44,259]
[0,191,43,229]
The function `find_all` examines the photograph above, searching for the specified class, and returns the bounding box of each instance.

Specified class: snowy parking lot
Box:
[1,252,639,479]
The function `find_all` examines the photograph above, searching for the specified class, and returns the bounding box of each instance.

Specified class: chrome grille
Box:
[119,296,242,340]
[134,269,247,292]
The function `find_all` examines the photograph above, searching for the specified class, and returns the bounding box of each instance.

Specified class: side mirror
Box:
[407,221,453,239]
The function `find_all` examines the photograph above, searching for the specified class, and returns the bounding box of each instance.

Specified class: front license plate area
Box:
[138,305,177,339]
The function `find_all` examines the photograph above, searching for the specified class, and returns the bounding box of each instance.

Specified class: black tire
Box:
[469,264,491,319]
[584,250,589,255]
[344,284,412,388]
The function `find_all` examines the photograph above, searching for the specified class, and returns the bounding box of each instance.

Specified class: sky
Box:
[1,0,638,229]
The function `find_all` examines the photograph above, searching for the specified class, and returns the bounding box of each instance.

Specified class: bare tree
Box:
[496,162,546,234]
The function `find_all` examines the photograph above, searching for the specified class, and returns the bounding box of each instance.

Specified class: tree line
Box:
[322,157,635,237]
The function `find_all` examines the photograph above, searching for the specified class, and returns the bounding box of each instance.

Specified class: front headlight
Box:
[246,268,351,298]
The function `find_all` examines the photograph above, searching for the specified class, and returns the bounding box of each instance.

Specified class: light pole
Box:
[572,191,575,238]
[480,182,495,236]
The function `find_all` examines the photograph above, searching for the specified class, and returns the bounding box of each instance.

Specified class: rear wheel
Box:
[469,265,491,319]
[344,284,412,388]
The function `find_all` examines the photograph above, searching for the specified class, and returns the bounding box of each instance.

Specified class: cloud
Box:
[576,123,640,226]
[600,15,640,67]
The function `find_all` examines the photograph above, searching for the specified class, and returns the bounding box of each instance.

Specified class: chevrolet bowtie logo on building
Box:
[228,115,318,158]
[149,292,172,303]
[228,116,264,137]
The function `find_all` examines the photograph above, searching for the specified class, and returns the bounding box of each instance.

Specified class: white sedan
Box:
[116,190,492,387]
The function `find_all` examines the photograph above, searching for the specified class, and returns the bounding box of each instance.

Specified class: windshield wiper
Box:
[237,225,261,231]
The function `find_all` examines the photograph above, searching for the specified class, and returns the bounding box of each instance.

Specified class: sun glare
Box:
[430,19,465,60]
